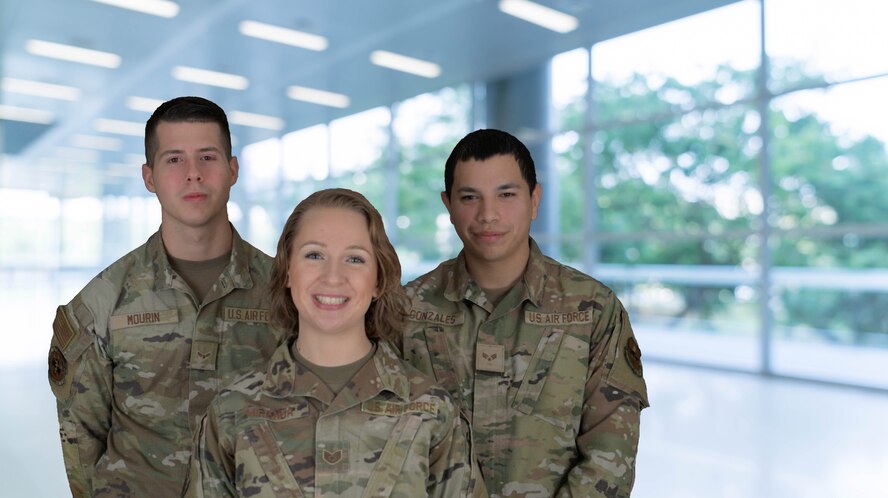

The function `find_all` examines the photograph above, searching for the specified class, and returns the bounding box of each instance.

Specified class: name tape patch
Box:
[243,405,305,421]
[525,310,592,326]
[407,309,463,326]
[361,399,438,417]
[109,309,179,330]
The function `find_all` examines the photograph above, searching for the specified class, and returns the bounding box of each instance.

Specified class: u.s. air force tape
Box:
[361,400,438,416]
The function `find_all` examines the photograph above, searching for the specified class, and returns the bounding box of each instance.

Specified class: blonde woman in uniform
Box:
[184,188,476,498]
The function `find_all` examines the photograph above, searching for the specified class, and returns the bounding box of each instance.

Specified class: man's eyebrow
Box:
[455,183,520,192]
[158,146,223,157]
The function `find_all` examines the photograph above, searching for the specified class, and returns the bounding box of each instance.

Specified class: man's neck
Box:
[464,245,530,291]
[160,221,233,261]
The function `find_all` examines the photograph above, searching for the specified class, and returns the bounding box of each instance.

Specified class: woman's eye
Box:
[305,251,323,260]
[346,255,365,264]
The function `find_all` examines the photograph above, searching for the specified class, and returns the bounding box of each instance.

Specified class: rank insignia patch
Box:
[625,337,643,378]
[322,449,344,465]
[48,347,67,385]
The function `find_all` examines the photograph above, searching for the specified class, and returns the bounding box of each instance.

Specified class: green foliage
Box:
[553,64,888,341]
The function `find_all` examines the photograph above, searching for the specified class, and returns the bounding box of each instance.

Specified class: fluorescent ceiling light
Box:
[172,66,249,90]
[90,0,179,17]
[229,111,285,131]
[370,50,441,78]
[0,104,55,124]
[498,0,579,33]
[71,134,123,151]
[94,118,144,136]
[239,20,328,51]
[286,86,350,108]
[127,96,165,112]
[2,77,81,101]
[25,39,121,68]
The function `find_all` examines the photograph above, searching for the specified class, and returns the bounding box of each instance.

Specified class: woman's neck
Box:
[294,332,373,367]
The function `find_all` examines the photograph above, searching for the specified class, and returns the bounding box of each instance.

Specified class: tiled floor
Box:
[3,361,887,497]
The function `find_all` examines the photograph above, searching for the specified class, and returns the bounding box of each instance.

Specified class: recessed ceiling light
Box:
[286,86,350,108]
[127,96,166,112]
[2,78,81,101]
[171,66,249,90]
[71,134,123,152]
[229,111,285,131]
[239,20,328,51]
[90,0,179,17]
[25,39,121,68]
[0,104,55,124]
[498,0,579,33]
[369,50,441,78]
[94,118,144,136]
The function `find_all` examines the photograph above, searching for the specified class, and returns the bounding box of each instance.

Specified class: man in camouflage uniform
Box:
[402,129,650,497]
[184,339,473,497]
[47,96,284,497]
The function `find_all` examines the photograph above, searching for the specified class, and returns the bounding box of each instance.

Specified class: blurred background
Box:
[1,0,886,496]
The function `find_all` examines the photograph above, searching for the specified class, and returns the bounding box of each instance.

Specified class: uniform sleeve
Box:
[182,405,238,498]
[556,297,649,498]
[427,400,481,498]
[49,303,113,498]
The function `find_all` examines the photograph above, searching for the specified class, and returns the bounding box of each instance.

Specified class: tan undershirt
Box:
[168,252,230,303]
[294,342,377,395]
[481,285,513,308]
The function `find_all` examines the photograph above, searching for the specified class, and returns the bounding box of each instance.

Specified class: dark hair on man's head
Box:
[443,128,537,198]
[144,96,232,167]
[269,188,407,342]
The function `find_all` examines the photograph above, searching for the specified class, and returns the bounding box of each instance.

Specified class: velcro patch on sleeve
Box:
[48,346,67,385]
[52,306,78,351]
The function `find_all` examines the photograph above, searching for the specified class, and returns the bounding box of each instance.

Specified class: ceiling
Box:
[1,0,734,192]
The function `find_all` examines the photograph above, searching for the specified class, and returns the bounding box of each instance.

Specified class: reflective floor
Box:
[3,361,886,497]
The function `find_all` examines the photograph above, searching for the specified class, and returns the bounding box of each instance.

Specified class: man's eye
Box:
[201,155,216,161]
[167,157,181,164]
[460,195,477,201]
[501,192,516,198]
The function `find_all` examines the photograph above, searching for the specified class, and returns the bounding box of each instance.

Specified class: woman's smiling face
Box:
[286,206,378,339]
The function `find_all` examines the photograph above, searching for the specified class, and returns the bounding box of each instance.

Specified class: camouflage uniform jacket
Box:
[402,240,650,498]
[183,338,475,498]
[47,228,284,498]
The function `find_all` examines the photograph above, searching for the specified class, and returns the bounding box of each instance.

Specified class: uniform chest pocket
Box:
[511,329,588,433]
[238,421,306,498]
[362,413,424,498]
[109,311,187,410]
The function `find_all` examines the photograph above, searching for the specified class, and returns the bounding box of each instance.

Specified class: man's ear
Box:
[441,191,452,213]
[530,183,542,220]
[142,163,156,193]
[229,156,239,186]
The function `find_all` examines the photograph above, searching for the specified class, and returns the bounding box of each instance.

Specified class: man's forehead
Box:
[154,121,225,149]
[454,154,525,185]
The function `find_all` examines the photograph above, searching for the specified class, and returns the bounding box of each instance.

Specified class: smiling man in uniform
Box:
[47,96,284,497]
[402,129,650,497]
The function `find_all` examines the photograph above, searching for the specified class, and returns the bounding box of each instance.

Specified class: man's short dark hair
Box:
[144,96,232,166]
[443,128,537,199]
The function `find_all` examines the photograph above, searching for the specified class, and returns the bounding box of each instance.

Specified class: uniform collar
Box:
[262,338,410,414]
[443,238,547,309]
[149,224,255,293]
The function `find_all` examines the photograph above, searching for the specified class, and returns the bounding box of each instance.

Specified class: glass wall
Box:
[546,0,888,387]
